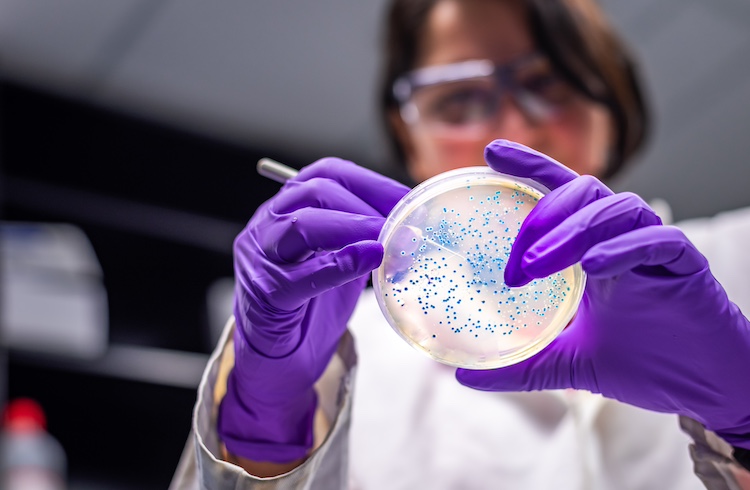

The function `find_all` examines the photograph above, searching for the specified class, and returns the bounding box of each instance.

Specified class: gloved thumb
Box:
[455,330,580,393]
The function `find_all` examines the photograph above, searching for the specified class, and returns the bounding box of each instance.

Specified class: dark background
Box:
[1,80,308,488]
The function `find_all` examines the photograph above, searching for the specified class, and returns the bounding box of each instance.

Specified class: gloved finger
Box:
[519,192,662,280]
[455,326,579,392]
[260,208,384,263]
[295,157,411,217]
[272,178,382,216]
[484,139,578,191]
[265,240,384,311]
[582,225,708,277]
[504,175,614,287]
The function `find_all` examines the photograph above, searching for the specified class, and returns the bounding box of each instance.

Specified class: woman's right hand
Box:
[457,140,750,450]
[218,157,410,465]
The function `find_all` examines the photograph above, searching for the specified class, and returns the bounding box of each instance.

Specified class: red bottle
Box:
[0,398,67,490]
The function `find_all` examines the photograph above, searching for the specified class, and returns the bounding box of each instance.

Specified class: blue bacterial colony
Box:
[376,178,582,368]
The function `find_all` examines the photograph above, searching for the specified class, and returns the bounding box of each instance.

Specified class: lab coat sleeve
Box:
[168,316,358,490]
[680,416,750,490]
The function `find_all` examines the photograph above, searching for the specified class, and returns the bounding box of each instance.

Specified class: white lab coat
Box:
[169,205,750,490]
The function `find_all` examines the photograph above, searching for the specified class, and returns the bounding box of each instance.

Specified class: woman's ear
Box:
[388,108,417,166]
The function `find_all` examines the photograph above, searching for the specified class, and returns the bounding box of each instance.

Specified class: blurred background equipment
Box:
[1,0,749,488]
[1,222,108,359]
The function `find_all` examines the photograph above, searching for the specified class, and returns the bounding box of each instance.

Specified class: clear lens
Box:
[412,77,500,128]
[513,56,574,106]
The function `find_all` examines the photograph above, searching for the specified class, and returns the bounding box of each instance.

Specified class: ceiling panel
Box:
[637,2,749,127]
[0,0,151,92]
[90,0,390,164]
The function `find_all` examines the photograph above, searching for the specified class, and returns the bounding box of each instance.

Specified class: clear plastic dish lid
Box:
[373,166,585,369]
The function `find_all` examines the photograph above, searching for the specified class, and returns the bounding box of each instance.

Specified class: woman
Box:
[170,0,750,488]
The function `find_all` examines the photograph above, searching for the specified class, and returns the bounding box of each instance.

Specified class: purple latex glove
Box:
[218,158,409,462]
[457,140,750,449]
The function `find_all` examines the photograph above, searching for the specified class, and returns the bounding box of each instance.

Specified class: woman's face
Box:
[393,0,614,183]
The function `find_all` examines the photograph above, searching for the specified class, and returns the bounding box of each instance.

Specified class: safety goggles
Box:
[393,53,576,137]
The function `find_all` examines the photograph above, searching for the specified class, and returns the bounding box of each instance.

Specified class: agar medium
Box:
[372,166,585,370]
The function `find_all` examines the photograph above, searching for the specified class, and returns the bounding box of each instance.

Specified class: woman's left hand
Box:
[456,140,750,449]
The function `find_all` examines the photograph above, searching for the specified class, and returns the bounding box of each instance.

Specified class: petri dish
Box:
[372,166,585,369]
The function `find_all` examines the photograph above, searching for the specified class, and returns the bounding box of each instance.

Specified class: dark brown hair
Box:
[379,0,650,180]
